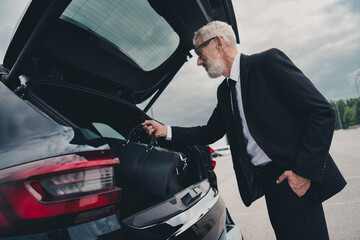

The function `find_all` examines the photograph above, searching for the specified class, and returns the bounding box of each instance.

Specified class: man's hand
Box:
[276,170,311,197]
[142,120,167,138]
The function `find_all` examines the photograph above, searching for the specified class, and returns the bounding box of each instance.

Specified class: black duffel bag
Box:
[114,125,188,200]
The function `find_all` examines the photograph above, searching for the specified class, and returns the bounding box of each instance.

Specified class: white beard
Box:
[206,59,225,78]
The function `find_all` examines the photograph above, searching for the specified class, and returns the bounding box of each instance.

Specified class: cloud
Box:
[232,0,360,101]
[344,68,360,97]
[147,0,360,127]
[1,0,359,129]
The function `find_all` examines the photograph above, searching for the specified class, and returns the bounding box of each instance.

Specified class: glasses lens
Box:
[194,37,215,59]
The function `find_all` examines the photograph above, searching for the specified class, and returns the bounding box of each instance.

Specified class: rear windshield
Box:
[60,0,180,71]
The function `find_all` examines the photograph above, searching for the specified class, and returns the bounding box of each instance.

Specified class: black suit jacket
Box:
[171,48,346,206]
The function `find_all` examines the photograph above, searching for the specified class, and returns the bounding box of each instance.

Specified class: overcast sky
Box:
[148,0,360,129]
[0,0,359,132]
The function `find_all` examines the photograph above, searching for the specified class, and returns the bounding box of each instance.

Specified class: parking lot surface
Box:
[215,127,360,240]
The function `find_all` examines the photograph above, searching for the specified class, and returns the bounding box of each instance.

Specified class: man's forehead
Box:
[194,36,205,47]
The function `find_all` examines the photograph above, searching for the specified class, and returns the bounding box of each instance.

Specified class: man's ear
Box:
[214,36,222,48]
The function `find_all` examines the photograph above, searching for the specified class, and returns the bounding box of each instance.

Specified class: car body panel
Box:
[0,214,121,240]
[0,188,239,240]
[0,80,108,170]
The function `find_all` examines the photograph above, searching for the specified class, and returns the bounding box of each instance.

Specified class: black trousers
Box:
[255,162,329,240]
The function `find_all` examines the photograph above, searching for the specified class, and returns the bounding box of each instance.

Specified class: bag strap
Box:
[146,133,158,150]
[127,124,143,141]
[127,123,158,149]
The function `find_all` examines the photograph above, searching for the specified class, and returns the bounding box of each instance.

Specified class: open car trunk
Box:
[0,0,241,238]
[24,79,215,220]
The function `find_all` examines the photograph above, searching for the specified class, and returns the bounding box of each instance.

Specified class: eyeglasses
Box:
[194,37,215,59]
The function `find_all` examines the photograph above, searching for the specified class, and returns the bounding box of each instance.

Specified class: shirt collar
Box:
[229,52,241,82]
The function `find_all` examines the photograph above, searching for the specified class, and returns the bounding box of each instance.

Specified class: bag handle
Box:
[147,132,158,150]
[127,124,143,140]
[127,123,158,149]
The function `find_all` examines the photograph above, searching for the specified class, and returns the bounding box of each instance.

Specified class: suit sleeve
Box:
[170,90,227,145]
[266,48,335,182]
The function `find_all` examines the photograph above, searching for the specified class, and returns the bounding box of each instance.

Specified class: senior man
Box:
[142,21,346,240]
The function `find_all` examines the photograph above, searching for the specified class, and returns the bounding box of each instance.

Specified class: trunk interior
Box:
[25,80,210,218]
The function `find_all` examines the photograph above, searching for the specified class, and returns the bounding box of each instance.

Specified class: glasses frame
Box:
[194,37,215,59]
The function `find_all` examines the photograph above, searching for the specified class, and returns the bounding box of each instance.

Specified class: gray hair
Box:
[193,21,237,47]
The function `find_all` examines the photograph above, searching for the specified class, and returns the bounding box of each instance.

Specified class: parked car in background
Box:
[213,146,231,157]
[212,151,223,158]
[210,148,223,158]
[0,0,242,239]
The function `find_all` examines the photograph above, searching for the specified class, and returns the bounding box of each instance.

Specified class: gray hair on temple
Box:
[193,21,237,47]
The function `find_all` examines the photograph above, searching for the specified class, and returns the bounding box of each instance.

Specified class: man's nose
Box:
[197,57,203,66]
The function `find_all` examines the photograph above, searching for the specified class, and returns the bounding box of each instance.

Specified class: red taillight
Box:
[209,147,216,170]
[209,147,214,154]
[0,151,121,237]
[211,160,216,170]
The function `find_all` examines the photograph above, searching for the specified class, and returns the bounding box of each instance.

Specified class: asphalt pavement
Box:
[214,127,360,240]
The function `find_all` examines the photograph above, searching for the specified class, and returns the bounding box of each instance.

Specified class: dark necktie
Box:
[228,80,259,205]
[228,79,250,155]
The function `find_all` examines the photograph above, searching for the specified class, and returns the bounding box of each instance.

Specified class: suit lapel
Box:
[240,54,250,111]
[218,56,264,206]
[218,79,255,205]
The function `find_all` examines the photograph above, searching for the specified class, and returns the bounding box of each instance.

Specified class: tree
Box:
[352,98,360,125]
[330,101,341,130]
[336,100,346,128]
[345,98,360,126]
[357,100,360,125]
[344,106,356,127]
[329,98,359,130]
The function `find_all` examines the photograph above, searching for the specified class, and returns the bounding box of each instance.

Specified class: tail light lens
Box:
[0,151,121,237]
[39,167,113,198]
[209,147,214,154]
[209,147,216,170]
[211,159,217,170]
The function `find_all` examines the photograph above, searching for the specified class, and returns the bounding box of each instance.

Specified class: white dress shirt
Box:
[229,53,272,166]
[166,53,272,166]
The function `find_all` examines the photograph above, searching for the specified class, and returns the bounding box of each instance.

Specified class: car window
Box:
[60,0,179,71]
[92,122,125,140]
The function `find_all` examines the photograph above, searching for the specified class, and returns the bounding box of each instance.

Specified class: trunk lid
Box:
[3,0,239,104]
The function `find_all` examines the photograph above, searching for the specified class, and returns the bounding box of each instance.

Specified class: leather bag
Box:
[114,126,187,200]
